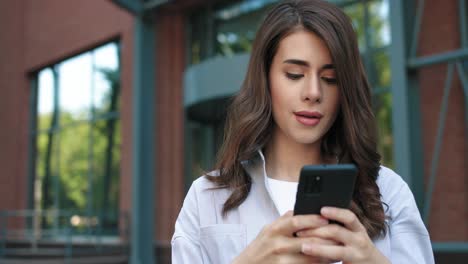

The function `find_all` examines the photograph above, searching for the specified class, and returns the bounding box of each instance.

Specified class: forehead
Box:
[275,29,333,65]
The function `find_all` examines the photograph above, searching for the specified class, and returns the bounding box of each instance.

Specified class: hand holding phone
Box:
[293,164,357,219]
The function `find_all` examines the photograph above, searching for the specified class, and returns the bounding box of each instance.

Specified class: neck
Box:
[264,128,331,182]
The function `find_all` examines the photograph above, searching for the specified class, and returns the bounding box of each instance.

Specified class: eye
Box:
[322,77,337,84]
[286,72,304,80]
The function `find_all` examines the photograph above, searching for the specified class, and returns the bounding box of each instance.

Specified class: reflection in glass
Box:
[369,0,390,47]
[372,50,391,89]
[35,133,51,211]
[92,120,121,232]
[214,0,277,20]
[37,68,55,131]
[58,53,93,124]
[343,3,365,51]
[93,43,120,116]
[373,92,394,168]
[33,42,121,234]
[215,3,272,57]
[57,125,90,211]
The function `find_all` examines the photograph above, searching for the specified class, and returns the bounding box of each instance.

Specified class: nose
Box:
[301,75,322,103]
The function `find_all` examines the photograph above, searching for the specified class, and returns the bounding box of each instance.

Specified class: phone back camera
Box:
[306,175,322,194]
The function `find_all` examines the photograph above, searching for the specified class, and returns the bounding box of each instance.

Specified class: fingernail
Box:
[321,207,332,215]
[302,243,313,253]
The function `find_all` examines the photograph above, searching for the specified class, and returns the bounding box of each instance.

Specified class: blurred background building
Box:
[0,0,466,263]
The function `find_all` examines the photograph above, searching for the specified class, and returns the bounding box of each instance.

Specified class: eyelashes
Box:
[285,72,337,84]
[286,72,304,80]
[322,77,337,84]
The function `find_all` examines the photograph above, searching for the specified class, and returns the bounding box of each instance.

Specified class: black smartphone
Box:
[293,164,357,217]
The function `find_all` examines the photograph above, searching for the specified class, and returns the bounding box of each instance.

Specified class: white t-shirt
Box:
[265,176,298,215]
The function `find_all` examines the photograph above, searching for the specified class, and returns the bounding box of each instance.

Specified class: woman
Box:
[172,0,434,263]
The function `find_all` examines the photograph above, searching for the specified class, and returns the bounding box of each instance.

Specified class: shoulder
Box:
[376,165,415,209]
[376,166,429,235]
[375,166,414,216]
[190,170,222,193]
[187,170,233,206]
[375,165,408,201]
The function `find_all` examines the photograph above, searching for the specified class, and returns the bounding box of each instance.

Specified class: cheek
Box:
[270,76,292,112]
[327,88,341,114]
[269,77,283,111]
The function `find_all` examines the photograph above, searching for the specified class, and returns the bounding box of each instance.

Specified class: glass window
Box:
[372,49,391,89]
[368,0,391,47]
[188,0,277,65]
[214,1,276,57]
[37,69,55,132]
[373,92,394,168]
[33,42,121,234]
[58,53,93,125]
[343,2,366,51]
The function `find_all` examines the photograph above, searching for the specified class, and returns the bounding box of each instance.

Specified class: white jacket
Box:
[172,151,435,263]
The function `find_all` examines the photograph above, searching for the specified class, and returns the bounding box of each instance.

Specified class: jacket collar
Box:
[237,150,280,243]
[242,150,280,216]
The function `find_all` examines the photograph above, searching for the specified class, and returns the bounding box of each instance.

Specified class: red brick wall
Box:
[0,0,134,227]
[154,9,186,257]
[418,0,468,241]
[0,0,29,213]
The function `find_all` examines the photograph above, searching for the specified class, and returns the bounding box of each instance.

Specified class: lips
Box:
[294,111,323,126]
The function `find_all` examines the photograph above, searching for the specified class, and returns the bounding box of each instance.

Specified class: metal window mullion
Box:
[423,63,455,224]
[52,66,61,234]
[432,242,468,253]
[459,0,468,187]
[456,62,468,99]
[184,117,194,194]
[27,77,39,214]
[112,0,143,14]
[363,0,375,85]
[0,212,5,257]
[87,50,96,237]
[389,0,413,186]
[408,48,468,68]
[456,62,468,185]
[410,0,425,58]
[389,0,425,209]
[131,13,156,264]
[203,7,215,60]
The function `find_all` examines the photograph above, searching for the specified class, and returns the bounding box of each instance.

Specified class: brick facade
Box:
[418,0,468,241]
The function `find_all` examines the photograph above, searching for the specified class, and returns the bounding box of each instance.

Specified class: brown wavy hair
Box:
[206,0,386,239]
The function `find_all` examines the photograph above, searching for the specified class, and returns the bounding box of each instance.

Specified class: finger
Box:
[321,207,365,232]
[272,237,337,263]
[279,253,331,264]
[302,243,348,262]
[302,224,354,245]
[271,213,329,236]
[282,235,339,255]
[303,236,340,246]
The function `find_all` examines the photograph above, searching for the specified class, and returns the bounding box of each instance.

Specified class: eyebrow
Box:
[283,59,335,70]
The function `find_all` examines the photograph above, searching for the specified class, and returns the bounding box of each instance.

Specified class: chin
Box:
[291,134,322,145]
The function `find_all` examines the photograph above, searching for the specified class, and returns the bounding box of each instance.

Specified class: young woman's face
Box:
[268,29,340,146]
